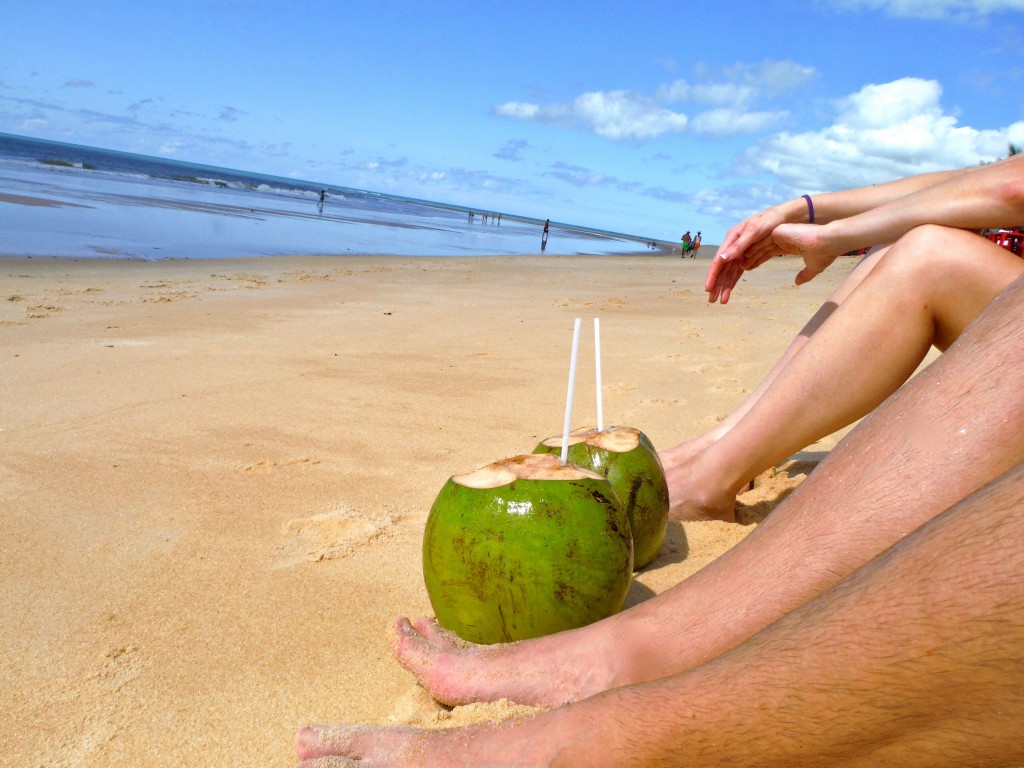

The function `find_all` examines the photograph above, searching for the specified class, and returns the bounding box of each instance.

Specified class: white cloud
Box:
[494,102,540,120]
[496,90,687,141]
[495,60,813,141]
[691,108,790,136]
[743,77,1022,194]
[658,80,756,107]
[19,117,49,131]
[660,61,815,107]
[157,140,188,156]
[827,0,1024,18]
[573,91,688,140]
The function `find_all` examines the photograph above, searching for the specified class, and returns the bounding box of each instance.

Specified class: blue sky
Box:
[1,0,1023,243]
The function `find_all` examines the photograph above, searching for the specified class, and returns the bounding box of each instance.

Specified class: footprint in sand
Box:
[51,645,147,763]
[282,270,333,282]
[710,380,750,395]
[274,505,400,566]
[139,290,197,303]
[27,304,63,316]
[640,397,684,407]
[93,644,146,693]
[239,456,321,472]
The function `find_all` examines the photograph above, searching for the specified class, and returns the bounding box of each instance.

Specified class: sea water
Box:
[0,133,657,260]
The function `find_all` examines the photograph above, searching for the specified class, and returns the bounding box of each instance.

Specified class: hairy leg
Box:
[391,267,1024,709]
[299,463,1024,766]
[666,227,1024,520]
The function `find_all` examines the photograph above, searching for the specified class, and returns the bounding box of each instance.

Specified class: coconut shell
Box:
[534,426,669,568]
[423,453,633,644]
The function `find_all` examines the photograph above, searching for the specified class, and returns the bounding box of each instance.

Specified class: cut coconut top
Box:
[537,425,641,454]
[452,453,605,489]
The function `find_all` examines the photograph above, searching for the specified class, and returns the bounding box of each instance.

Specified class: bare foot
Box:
[660,454,738,523]
[657,430,719,471]
[658,432,743,522]
[391,616,616,708]
[294,717,567,767]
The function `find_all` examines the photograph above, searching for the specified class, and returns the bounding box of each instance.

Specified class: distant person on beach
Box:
[318,189,326,212]
[294,154,1024,766]
[680,230,691,257]
[691,231,702,257]
[541,219,550,253]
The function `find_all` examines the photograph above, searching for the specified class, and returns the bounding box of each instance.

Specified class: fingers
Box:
[794,267,819,286]
[707,260,744,304]
[744,238,783,270]
[793,251,838,286]
[704,206,793,303]
[704,252,726,293]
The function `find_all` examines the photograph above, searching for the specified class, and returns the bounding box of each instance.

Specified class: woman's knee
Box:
[872,225,994,283]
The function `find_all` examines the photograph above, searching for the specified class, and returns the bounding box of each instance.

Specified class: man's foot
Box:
[390,617,615,708]
[294,717,561,767]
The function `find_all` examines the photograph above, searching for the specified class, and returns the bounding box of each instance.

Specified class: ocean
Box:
[0,133,661,260]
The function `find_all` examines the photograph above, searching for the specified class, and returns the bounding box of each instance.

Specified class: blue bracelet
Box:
[802,194,815,224]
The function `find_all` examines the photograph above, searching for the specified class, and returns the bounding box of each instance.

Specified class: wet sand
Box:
[1,253,858,766]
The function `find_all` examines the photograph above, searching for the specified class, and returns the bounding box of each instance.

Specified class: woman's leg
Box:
[665,227,1024,520]
[660,246,886,470]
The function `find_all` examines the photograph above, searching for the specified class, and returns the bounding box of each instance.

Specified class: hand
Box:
[706,220,843,303]
[705,205,791,304]
[772,223,841,286]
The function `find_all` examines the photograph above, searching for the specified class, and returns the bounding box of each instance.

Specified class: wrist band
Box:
[802,194,815,224]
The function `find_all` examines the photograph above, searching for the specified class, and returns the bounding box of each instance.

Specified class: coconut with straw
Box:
[423,317,668,644]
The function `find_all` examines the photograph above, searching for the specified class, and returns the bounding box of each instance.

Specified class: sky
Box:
[1,0,1023,244]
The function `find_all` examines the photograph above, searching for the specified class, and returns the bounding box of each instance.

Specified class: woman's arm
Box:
[782,153,1024,285]
[707,155,1024,303]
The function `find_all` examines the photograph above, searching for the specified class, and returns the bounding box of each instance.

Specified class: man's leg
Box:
[664,227,1024,520]
[389,267,1024,710]
[297,462,1024,767]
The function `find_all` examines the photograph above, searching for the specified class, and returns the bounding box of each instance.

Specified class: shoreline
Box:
[2,253,853,766]
[0,159,680,260]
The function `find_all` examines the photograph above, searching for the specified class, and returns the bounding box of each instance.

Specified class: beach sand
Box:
[1,253,859,766]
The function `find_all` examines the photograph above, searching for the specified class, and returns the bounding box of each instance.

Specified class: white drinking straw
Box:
[594,317,604,431]
[561,317,582,464]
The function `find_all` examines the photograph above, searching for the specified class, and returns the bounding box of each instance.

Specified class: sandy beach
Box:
[2,252,860,766]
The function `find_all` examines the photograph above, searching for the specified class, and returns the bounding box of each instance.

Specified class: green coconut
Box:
[423,453,633,644]
[533,426,669,569]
